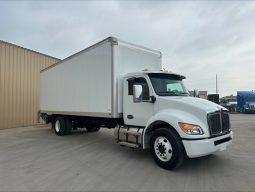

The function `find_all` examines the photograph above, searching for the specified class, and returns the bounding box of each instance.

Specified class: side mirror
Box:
[133,84,143,102]
[194,89,199,97]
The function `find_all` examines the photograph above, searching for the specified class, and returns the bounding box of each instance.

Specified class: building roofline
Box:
[0,40,60,61]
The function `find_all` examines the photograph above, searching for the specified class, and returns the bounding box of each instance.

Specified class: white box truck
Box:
[40,37,233,169]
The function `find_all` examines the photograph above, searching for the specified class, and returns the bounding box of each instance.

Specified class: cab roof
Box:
[124,70,186,80]
[237,91,255,98]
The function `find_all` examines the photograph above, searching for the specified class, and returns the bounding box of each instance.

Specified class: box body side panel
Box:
[115,42,162,114]
[40,42,112,117]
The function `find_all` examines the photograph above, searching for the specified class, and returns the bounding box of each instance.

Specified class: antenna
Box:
[216,74,218,94]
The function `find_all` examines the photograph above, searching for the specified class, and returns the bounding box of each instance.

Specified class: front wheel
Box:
[150,128,185,170]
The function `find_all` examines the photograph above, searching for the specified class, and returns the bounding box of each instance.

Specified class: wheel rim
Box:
[55,120,60,133]
[154,136,173,162]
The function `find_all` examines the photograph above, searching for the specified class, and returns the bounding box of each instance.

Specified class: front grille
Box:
[222,112,230,133]
[207,110,230,136]
[207,112,221,135]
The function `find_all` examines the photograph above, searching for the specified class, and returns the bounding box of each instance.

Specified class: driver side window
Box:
[128,77,150,101]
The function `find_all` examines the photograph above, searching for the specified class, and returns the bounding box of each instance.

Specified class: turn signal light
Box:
[178,122,204,135]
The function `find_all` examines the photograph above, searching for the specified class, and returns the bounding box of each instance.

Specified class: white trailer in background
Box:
[40,37,233,170]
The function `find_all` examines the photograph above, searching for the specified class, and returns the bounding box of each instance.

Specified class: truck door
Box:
[123,77,155,127]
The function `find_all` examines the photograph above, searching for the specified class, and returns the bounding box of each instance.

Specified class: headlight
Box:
[178,122,204,135]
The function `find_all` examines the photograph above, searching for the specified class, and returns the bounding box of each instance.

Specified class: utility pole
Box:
[216,74,218,94]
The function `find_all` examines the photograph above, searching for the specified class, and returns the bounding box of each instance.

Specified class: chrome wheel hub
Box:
[55,120,60,132]
[154,136,172,162]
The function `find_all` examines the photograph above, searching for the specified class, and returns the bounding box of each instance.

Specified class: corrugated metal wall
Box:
[0,41,60,129]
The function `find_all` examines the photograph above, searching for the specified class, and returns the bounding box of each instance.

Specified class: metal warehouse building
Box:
[0,40,60,129]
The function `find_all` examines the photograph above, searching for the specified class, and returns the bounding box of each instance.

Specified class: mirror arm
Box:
[150,96,156,103]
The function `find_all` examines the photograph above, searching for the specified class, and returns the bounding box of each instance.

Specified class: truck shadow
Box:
[47,127,230,172]
[118,147,229,172]
[176,154,229,172]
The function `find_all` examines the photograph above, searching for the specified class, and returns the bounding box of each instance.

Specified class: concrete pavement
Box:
[0,114,254,191]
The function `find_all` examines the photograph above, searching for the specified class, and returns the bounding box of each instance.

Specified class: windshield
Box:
[148,73,189,96]
[244,97,255,102]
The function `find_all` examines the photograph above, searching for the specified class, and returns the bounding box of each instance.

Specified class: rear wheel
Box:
[65,117,72,135]
[150,128,185,170]
[53,116,66,136]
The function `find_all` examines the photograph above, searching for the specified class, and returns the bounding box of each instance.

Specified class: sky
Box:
[0,0,255,97]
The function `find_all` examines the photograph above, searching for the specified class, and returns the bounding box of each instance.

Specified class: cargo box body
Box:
[40,37,161,118]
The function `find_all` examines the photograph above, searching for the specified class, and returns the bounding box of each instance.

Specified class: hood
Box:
[245,101,255,105]
[226,101,237,106]
[158,96,225,114]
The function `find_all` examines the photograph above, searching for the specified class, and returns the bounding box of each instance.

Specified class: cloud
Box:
[0,0,254,96]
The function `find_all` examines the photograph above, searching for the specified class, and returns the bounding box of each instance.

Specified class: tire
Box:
[86,126,100,132]
[150,128,185,170]
[65,117,72,135]
[53,116,67,136]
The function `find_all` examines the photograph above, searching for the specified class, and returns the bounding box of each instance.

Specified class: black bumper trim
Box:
[214,137,232,146]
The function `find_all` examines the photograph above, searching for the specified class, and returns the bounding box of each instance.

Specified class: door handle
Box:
[127,115,134,119]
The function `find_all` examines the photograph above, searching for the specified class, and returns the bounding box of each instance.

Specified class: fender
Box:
[142,109,209,149]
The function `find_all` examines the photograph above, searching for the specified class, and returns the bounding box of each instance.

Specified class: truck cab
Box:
[237,91,255,113]
[114,70,233,169]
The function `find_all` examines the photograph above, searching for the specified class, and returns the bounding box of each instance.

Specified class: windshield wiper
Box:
[158,91,179,96]
[158,91,189,96]
[178,92,189,95]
